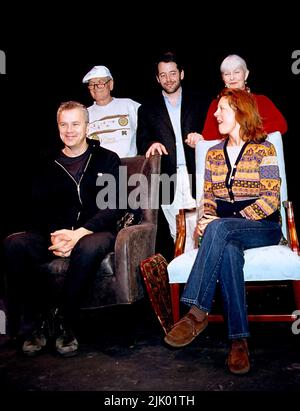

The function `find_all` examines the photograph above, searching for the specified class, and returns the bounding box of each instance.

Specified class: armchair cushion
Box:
[168,245,300,284]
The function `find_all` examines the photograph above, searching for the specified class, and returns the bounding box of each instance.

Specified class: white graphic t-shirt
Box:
[87,98,140,158]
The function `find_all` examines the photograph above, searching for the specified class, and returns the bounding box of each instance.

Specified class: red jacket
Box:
[202,93,288,140]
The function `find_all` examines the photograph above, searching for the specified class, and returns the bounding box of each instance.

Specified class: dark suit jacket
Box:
[136,88,209,200]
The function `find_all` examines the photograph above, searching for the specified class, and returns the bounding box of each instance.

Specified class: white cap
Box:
[82,65,113,83]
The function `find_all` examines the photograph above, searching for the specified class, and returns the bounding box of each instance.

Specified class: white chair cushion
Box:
[168,245,300,284]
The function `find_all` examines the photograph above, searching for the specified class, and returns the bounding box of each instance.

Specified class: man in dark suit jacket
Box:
[137,51,209,261]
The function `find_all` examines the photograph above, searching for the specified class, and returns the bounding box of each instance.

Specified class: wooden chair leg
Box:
[292,280,300,310]
[170,283,180,324]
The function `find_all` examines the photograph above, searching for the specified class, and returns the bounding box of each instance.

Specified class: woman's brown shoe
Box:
[164,313,208,348]
[227,338,250,375]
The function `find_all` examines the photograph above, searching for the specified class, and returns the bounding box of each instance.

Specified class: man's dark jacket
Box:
[30,139,122,235]
[136,89,209,200]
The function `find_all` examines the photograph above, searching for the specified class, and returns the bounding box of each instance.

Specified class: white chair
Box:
[168,132,300,324]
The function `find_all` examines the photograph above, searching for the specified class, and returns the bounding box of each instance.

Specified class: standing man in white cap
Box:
[83,65,140,158]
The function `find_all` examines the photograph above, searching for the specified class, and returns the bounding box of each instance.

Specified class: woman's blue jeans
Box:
[181,218,282,339]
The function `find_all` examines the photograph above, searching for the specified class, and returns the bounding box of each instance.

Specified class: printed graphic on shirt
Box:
[87,98,139,157]
[88,114,130,142]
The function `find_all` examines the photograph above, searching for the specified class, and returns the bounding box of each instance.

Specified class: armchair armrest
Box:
[174,202,300,257]
[174,209,186,257]
[283,201,299,253]
[174,207,198,257]
[114,222,157,302]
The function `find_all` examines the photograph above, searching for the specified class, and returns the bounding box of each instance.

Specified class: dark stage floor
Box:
[1,299,300,396]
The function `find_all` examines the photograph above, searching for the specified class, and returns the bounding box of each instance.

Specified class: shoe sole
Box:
[56,349,79,358]
[22,346,46,357]
[164,320,208,348]
[227,358,250,375]
[228,365,250,375]
[226,356,250,375]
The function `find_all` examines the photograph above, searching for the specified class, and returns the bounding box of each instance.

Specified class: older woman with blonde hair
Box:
[164,88,282,375]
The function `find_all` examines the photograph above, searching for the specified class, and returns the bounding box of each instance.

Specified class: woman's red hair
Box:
[217,88,267,143]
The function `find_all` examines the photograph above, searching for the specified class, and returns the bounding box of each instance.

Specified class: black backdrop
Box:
[1,5,299,239]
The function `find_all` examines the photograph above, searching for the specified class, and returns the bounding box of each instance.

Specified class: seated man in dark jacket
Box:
[4,101,122,357]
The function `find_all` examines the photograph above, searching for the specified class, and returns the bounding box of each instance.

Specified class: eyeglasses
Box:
[87,79,111,90]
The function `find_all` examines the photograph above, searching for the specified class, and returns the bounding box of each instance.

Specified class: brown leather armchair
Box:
[41,154,161,310]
